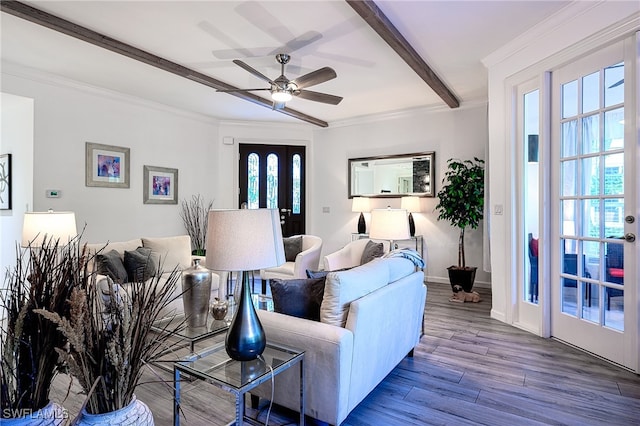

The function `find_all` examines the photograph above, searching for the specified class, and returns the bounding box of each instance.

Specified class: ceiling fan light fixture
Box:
[271,90,292,102]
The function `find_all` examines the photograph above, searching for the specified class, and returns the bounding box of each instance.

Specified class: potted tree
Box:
[435,157,485,292]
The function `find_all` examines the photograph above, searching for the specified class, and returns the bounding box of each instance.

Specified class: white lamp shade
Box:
[22,211,77,247]
[401,196,421,213]
[205,209,286,271]
[369,209,410,241]
[351,197,371,213]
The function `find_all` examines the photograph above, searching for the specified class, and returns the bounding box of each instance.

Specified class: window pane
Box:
[292,154,301,214]
[582,71,599,113]
[604,198,624,237]
[583,240,600,280]
[562,80,578,118]
[266,153,278,209]
[561,199,576,236]
[248,153,259,209]
[604,108,624,151]
[581,156,599,196]
[581,199,600,238]
[582,114,599,154]
[561,120,577,157]
[603,154,623,195]
[561,160,576,196]
[604,62,624,107]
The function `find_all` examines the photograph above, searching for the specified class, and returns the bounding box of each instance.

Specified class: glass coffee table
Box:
[152,315,229,356]
[173,341,305,426]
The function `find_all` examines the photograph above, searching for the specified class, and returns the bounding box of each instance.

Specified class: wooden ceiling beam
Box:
[1,1,329,127]
[346,0,459,108]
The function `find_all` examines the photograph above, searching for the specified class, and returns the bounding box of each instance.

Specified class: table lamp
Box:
[369,208,410,250]
[205,208,285,361]
[21,209,77,247]
[400,196,421,237]
[351,197,371,234]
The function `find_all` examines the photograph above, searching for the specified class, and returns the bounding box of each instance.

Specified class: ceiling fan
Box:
[217,54,343,109]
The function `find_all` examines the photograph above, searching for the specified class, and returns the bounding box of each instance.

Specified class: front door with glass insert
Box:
[239,144,305,237]
[550,40,637,370]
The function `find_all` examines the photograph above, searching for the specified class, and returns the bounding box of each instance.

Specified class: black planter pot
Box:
[447,266,477,293]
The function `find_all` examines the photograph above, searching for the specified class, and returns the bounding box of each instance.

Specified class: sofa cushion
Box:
[360,240,384,265]
[142,236,192,273]
[320,258,390,327]
[124,247,157,282]
[270,278,325,321]
[283,236,303,262]
[96,249,128,284]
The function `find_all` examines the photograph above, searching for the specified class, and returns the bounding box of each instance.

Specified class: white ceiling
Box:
[1,1,572,126]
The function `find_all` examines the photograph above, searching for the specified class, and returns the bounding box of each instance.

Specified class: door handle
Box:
[624,233,635,243]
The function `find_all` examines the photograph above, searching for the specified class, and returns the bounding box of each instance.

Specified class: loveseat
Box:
[253,256,426,425]
[85,235,220,319]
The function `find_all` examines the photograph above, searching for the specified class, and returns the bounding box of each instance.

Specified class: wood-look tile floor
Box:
[51,282,640,425]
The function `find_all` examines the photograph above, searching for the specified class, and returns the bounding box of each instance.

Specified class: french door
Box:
[239,144,305,237]
[550,39,637,370]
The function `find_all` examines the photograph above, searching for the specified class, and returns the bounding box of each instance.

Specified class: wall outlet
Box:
[322,206,330,213]
[46,189,61,198]
[494,204,503,215]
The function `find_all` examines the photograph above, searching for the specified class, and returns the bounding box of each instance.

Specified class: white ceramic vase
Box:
[71,395,153,426]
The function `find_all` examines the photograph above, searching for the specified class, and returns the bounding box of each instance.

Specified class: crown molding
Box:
[327,97,488,129]
[1,61,221,125]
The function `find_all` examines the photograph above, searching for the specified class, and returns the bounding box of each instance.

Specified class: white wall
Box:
[0,93,34,279]
[1,65,488,288]
[1,69,220,244]
[313,104,490,285]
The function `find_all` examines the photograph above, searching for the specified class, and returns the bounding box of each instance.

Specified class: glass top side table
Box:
[173,341,305,426]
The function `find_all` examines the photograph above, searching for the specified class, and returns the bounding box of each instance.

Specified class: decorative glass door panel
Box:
[239,144,305,236]
[551,40,636,370]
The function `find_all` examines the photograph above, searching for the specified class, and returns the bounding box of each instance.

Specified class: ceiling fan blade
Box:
[608,79,624,89]
[233,59,277,86]
[216,88,270,93]
[291,67,337,89]
[296,89,343,105]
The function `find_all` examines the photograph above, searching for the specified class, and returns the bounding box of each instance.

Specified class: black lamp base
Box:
[357,212,366,234]
[225,271,266,361]
[408,212,416,237]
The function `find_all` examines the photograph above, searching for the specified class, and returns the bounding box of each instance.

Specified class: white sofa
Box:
[85,235,220,319]
[260,234,323,286]
[254,256,426,425]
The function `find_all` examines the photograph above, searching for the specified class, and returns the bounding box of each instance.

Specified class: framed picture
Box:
[85,142,130,188]
[0,153,12,210]
[143,165,178,204]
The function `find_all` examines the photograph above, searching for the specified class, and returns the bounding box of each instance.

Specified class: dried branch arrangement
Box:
[37,260,182,414]
[180,194,214,255]
[1,236,85,416]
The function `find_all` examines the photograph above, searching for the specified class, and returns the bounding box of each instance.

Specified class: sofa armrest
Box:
[344,271,426,412]
[253,310,354,425]
[293,245,322,278]
[322,238,370,271]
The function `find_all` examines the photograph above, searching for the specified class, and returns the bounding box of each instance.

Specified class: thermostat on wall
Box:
[46,189,61,198]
